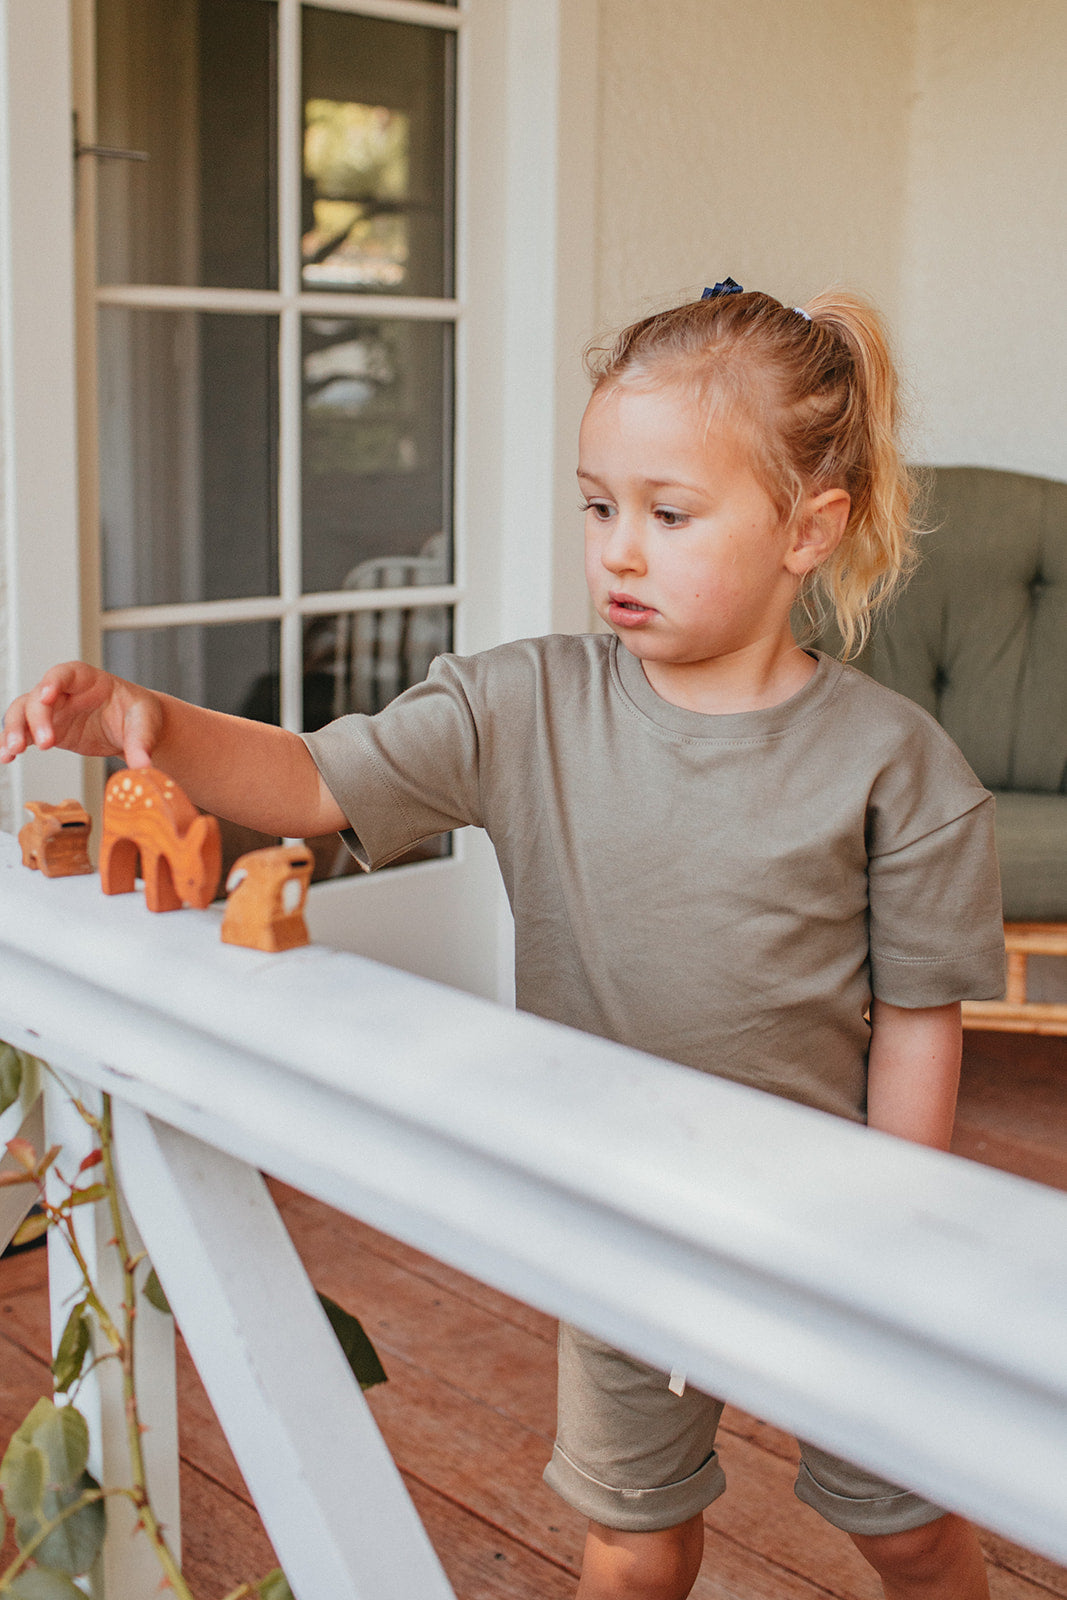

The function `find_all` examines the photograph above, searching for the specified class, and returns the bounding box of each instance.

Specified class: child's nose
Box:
[601,515,646,574]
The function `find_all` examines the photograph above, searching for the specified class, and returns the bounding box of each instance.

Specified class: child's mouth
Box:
[608,594,656,626]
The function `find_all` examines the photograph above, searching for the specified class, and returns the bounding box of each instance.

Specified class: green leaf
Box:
[0,1041,24,1117]
[28,1472,106,1575]
[52,1303,91,1395]
[8,1566,89,1599]
[257,1569,296,1600]
[12,1211,50,1248]
[0,1437,46,1520]
[142,1268,172,1316]
[317,1293,387,1391]
[28,1403,89,1491]
[66,1184,108,1209]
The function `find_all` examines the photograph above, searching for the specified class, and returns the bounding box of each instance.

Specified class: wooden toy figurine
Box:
[19,800,93,878]
[100,768,222,912]
[221,845,314,952]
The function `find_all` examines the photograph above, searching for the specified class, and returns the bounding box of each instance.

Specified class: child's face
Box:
[579,380,805,701]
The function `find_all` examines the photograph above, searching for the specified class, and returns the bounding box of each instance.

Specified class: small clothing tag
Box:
[668,1368,687,1397]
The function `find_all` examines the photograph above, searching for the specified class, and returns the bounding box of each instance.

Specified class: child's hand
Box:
[1,662,164,769]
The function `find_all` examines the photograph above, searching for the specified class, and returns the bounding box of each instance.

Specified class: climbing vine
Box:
[0,1043,385,1600]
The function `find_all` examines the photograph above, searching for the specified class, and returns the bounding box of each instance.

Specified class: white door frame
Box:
[0,0,83,821]
[0,0,598,1002]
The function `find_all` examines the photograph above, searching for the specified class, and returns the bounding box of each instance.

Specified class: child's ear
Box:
[785,488,850,576]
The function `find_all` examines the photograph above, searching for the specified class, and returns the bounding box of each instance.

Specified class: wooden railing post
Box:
[112,1104,456,1600]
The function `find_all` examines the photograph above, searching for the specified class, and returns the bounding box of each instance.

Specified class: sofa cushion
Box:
[860,467,1067,794]
[991,791,1067,922]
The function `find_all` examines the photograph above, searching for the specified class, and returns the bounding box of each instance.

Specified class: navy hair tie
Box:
[701,277,743,299]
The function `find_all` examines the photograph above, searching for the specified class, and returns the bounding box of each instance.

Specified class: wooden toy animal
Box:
[100,768,222,912]
[19,800,93,878]
[221,845,314,952]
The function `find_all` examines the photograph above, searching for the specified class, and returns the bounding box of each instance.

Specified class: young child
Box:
[2,283,1004,1600]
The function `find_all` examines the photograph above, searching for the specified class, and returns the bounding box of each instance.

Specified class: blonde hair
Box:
[585,287,917,658]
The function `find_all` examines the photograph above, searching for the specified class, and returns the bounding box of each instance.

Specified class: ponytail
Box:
[797,292,918,657]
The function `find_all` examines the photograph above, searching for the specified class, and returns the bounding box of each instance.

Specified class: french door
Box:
[67,0,507,997]
[2,0,593,999]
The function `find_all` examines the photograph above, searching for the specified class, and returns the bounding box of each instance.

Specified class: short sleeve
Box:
[301,655,484,869]
[868,793,1005,1005]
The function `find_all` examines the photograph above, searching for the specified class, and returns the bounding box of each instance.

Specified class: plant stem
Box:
[95,1097,196,1600]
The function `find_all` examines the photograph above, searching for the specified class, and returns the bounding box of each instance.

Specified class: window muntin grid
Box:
[95,0,461,760]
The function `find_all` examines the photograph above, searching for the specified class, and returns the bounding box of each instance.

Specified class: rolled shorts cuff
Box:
[543,1443,726,1533]
[794,1460,946,1537]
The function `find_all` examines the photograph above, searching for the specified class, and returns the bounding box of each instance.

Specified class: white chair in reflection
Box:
[331,532,450,718]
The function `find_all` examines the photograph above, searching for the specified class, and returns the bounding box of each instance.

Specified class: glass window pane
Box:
[303,605,452,727]
[103,620,282,883]
[302,606,451,874]
[302,318,452,594]
[302,8,454,297]
[104,620,281,720]
[99,309,279,610]
[96,0,277,290]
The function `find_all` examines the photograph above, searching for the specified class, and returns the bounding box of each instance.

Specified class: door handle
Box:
[72,111,148,164]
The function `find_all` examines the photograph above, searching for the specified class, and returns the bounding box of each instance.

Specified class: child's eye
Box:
[656,507,689,527]
[580,500,614,521]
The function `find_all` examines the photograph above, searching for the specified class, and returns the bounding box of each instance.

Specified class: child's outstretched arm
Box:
[866,998,963,1151]
[1,661,347,840]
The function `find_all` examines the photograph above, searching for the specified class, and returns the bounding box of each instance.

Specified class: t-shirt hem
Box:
[870,946,1006,1006]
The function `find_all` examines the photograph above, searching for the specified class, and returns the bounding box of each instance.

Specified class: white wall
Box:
[594,0,1067,487]
[899,0,1067,477]
[595,0,914,335]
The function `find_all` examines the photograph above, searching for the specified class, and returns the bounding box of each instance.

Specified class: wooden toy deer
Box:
[19,800,93,878]
[100,768,222,912]
[221,845,314,952]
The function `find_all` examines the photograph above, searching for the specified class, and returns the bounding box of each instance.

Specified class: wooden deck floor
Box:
[2,1029,1066,1599]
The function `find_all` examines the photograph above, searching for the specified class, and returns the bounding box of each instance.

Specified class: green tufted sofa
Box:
[848,465,1067,1029]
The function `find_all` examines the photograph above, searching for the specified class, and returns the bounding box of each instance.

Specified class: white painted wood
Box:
[0,0,84,813]
[42,1072,180,1600]
[277,0,303,738]
[0,1086,42,1252]
[113,1103,455,1600]
[94,284,462,320]
[304,0,463,28]
[1,839,1066,1565]
[100,584,462,632]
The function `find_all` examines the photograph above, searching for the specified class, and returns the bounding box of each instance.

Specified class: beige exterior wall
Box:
[594,0,914,336]
[899,0,1067,477]
[592,0,1067,484]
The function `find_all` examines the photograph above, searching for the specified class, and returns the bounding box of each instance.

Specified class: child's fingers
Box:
[2,665,84,758]
[0,713,27,762]
[121,700,161,770]
[1,693,49,759]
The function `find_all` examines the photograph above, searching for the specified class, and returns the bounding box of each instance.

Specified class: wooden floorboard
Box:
[2,1026,1065,1598]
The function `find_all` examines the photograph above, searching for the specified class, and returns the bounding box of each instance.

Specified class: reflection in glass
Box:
[104,620,281,723]
[302,318,452,594]
[104,621,282,886]
[96,0,276,289]
[302,605,452,727]
[302,8,454,297]
[302,607,451,874]
[99,309,278,610]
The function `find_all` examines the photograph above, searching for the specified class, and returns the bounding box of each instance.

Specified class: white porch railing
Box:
[1,826,1066,1598]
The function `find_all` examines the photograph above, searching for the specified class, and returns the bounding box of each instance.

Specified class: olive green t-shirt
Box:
[303,636,1004,1123]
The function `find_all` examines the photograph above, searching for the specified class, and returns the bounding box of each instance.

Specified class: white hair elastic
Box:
[794,307,812,321]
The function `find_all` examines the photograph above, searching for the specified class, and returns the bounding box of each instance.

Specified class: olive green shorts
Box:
[543,1324,946,1537]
